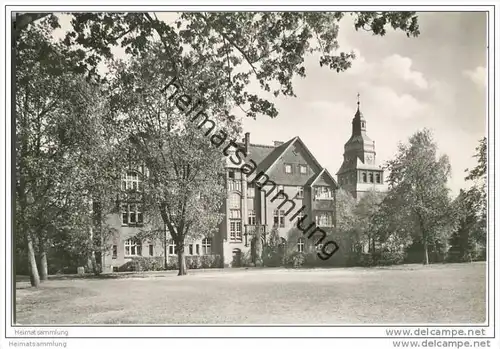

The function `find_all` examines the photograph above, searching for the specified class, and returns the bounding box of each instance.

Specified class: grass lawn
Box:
[15,262,486,325]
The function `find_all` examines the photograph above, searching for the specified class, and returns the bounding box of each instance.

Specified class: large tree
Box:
[14,12,420,119]
[464,137,487,247]
[109,43,232,275]
[15,18,118,286]
[384,129,457,264]
[354,189,385,253]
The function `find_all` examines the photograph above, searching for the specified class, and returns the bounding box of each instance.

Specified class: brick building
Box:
[102,99,386,271]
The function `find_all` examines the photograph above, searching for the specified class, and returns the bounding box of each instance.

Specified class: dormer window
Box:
[299,164,307,174]
[284,164,292,174]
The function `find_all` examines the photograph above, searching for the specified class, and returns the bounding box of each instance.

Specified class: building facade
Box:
[101,97,385,271]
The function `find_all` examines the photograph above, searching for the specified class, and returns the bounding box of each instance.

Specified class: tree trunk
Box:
[26,233,40,287]
[423,238,429,265]
[38,240,48,281]
[163,227,168,270]
[90,251,98,275]
[177,247,187,276]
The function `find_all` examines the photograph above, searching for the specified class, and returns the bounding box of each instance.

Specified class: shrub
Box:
[118,255,223,272]
[303,252,324,267]
[347,250,405,267]
[262,245,285,267]
[284,251,306,268]
[375,250,405,266]
[240,250,255,267]
[118,256,165,272]
[185,255,203,269]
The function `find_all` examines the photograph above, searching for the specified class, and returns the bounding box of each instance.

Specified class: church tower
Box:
[336,95,386,200]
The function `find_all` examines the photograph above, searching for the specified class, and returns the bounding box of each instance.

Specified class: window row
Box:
[168,238,212,255]
[228,182,256,198]
[117,238,213,258]
[360,171,382,184]
[284,163,308,175]
[117,238,153,258]
[296,237,324,253]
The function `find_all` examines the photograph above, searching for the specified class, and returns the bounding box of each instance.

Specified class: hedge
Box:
[117,255,223,272]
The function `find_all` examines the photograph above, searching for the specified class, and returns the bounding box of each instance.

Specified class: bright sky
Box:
[52,11,487,196]
[239,12,487,197]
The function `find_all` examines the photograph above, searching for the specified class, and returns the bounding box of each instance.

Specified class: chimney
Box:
[244,132,250,154]
[274,141,284,147]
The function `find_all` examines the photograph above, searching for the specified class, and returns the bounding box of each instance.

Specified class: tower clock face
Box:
[366,154,374,164]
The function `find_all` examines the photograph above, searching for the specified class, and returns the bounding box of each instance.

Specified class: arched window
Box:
[362,172,367,182]
[369,172,374,183]
[376,173,381,183]
[297,237,305,253]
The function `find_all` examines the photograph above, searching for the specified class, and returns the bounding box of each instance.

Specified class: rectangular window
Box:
[279,210,285,227]
[121,204,144,225]
[297,238,305,253]
[315,187,333,200]
[296,186,304,198]
[277,185,285,199]
[196,244,200,255]
[228,179,241,192]
[122,171,141,191]
[202,238,212,254]
[299,165,307,174]
[129,204,136,223]
[124,239,141,257]
[376,173,381,183]
[168,242,177,255]
[189,244,193,255]
[149,244,154,256]
[230,209,241,219]
[273,210,285,228]
[296,210,305,223]
[315,212,334,227]
[228,170,235,179]
[112,245,117,259]
[247,183,255,198]
[230,193,241,209]
[121,204,128,225]
[230,220,242,242]
[284,164,292,174]
[248,209,256,225]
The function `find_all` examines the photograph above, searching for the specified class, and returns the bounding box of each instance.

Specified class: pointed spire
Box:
[355,92,363,118]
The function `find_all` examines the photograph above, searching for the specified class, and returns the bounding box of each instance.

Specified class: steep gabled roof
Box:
[256,136,327,176]
[253,137,296,174]
[307,168,338,188]
[248,143,280,165]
